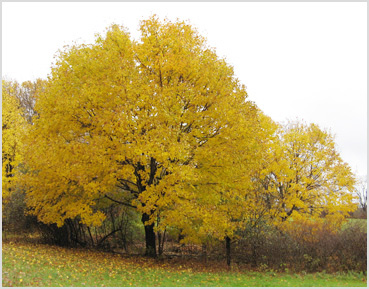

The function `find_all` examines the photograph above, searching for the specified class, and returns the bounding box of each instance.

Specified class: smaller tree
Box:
[258,120,356,232]
[2,79,49,236]
[158,109,277,266]
[2,80,27,205]
[15,79,46,124]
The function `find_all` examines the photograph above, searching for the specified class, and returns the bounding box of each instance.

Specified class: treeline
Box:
[2,16,365,271]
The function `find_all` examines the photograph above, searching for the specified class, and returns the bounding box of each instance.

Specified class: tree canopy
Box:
[21,17,266,256]
[257,121,356,232]
[2,80,27,205]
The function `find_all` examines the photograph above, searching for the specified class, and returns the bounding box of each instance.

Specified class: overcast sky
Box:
[2,2,367,177]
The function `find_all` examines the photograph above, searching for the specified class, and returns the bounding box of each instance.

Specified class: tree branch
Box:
[104,194,137,209]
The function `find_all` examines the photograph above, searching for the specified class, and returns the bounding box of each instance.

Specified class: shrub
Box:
[228,219,366,273]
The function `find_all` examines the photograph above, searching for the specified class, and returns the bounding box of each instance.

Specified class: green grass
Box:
[2,240,367,287]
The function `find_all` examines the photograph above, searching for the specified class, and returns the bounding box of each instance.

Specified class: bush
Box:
[2,191,144,253]
[2,190,39,235]
[34,205,144,251]
[229,219,367,273]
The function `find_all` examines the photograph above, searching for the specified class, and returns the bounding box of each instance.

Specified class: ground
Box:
[2,237,367,287]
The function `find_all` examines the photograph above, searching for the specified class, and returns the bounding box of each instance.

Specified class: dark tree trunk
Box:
[157,230,166,256]
[87,226,95,246]
[226,236,231,267]
[142,213,157,257]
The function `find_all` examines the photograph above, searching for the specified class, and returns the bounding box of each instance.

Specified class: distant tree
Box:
[2,80,26,206]
[258,121,356,231]
[2,79,49,236]
[16,79,46,124]
[355,176,367,214]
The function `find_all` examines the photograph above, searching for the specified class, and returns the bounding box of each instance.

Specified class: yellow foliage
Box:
[2,80,27,204]
[21,16,261,238]
[257,120,356,233]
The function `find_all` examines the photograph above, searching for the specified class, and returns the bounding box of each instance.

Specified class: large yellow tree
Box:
[22,17,262,257]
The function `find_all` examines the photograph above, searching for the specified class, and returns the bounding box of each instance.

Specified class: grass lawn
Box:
[2,240,367,287]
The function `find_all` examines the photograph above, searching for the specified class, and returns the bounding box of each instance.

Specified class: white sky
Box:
[2,2,367,177]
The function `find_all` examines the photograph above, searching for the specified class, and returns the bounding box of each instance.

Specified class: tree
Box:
[258,121,356,232]
[354,175,367,214]
[22,17,260,257]
[2,80,27,205]
[15,79,46,124]
[3,79,49,237]
[159,109,277,265]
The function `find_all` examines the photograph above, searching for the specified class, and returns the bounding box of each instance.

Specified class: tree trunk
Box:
[87,226,94,246]
[226,236,231,267]
[142,213,157,257]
